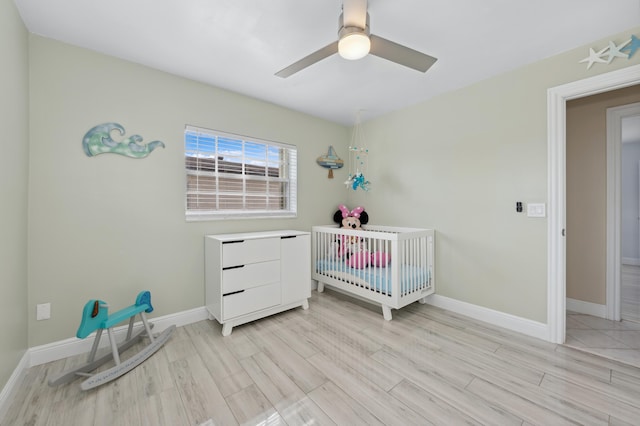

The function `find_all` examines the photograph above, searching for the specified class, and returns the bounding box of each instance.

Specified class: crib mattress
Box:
[315,259,430,296]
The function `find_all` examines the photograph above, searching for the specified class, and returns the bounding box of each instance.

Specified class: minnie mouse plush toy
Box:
[333,204,368,230]
[333,205,370,268]
[332,204,390,269]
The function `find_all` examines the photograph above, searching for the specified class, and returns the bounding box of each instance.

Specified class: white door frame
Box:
[606,102,640,322]
[547,64,640,344]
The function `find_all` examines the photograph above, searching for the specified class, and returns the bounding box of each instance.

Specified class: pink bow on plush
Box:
[339,204,364,219]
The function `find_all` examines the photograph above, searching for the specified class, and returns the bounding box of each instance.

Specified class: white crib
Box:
[312,225,435,320]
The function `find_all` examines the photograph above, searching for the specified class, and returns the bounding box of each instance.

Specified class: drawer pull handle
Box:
[223,290,245,297]
[281,235,297,239]
[223,240,245,245]
[223,265,245,271]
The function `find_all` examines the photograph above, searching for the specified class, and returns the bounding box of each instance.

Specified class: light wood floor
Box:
[4,290,640,426]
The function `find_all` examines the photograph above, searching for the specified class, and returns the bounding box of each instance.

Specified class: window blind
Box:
[185,125,297,220]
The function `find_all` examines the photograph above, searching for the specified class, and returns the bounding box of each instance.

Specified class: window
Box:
[185,125,297,220]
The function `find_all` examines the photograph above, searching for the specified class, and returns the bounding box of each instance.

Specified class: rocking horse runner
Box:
[48,290,175,390]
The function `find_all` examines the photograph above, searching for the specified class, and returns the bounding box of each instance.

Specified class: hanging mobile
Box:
[345,111,371,191]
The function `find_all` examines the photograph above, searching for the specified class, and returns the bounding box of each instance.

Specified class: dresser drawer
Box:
[223,282,281,320]
[222,260,280,294]
[222,238,280,267]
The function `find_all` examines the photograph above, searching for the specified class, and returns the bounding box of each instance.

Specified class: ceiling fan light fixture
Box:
[338,30,370,60]
[275,4,437,78]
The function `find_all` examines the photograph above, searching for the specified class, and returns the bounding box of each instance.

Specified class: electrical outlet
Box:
[36,303,51,320]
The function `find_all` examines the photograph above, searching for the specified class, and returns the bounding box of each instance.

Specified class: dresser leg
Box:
[302,299,309,310]
[221,323,233,337]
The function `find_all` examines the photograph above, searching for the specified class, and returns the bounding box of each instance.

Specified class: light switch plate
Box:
[527,203,546,218]
[36,303,51,320]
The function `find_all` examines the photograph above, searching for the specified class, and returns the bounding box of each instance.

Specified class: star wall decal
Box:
[621,34,640,58]
[606,40,629,63]
[579,46,608,69]
[580,34,639,69]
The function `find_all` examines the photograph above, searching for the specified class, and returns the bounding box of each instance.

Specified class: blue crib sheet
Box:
[316,259,430,296]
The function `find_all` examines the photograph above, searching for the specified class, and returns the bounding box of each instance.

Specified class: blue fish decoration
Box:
[83,123,165,158]
[349,172,370,191]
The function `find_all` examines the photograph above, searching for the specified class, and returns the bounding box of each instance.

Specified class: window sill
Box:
[186,211,297,222]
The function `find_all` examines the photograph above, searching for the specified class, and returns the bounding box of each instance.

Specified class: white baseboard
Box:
[0,350,29,423]
[0,306,209,422]
[425,294,550,341]
[622,257,640,266]
[566,298,606,319]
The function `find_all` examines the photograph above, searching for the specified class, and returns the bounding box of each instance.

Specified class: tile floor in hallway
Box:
[622,264,640,323]
[565,312,640,368]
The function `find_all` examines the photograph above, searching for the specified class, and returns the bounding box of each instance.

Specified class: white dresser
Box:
[204,230,311,336]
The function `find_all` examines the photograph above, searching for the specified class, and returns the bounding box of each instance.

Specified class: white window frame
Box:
[185,125,297,221]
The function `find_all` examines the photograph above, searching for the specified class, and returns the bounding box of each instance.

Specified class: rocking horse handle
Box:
[91,300,100,318]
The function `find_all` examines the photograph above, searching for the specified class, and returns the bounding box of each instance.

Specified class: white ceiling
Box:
[13,0,640,126]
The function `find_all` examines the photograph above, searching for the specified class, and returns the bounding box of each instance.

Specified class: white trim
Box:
[566,298,607,318]
[548,85,567,344]
[606,105,622,321]
[0,351,29,423]
[622,257,640,266]
[425,294,549,341]
[548,64,640,344]
[0,306,208,422]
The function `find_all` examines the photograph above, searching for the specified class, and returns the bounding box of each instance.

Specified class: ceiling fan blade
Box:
[275,41,339,78]
[369,34,437,73]
[343,0,368,28]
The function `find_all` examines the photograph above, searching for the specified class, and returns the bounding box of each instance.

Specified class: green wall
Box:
[0,0,29,389]
[351,26,640,322]
[27,36,349,346]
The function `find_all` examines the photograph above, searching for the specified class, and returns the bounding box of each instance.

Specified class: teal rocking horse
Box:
[48,290,175,390]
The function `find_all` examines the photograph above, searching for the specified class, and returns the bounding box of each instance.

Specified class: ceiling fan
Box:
[275,0,437,78]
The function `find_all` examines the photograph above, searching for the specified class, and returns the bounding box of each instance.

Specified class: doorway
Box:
[547,64,640,346]
[605,103,640,322]
[620,110,640,323]
[564,99,640,367]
